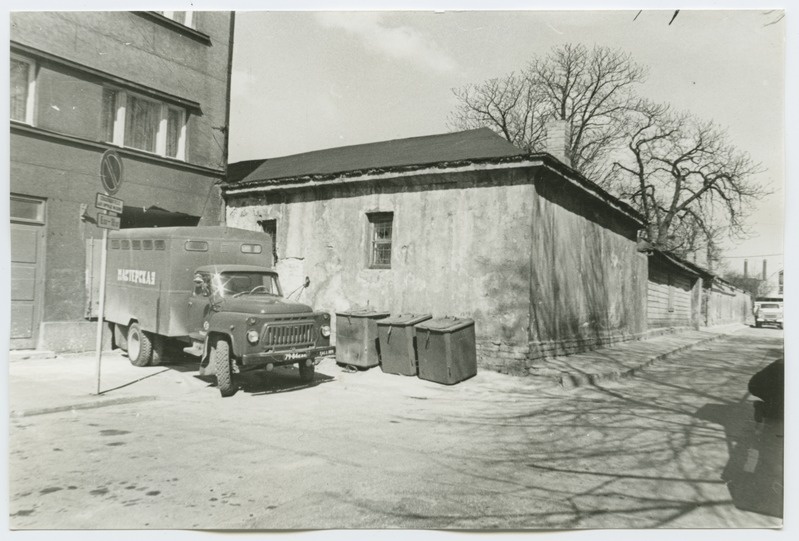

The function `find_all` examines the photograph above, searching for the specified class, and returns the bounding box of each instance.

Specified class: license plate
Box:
[284,352,308,361]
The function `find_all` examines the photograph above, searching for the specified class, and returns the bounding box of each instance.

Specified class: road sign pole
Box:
[94,228,109,395]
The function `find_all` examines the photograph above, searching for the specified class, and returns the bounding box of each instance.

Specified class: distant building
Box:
[223,128,651,373]
[10,11,235,351]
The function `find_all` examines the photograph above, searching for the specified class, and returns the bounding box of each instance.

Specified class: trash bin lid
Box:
[335,309,391,319]
[415,317,474,333]
[377,313,433,327]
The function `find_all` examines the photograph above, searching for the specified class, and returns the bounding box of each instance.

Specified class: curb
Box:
[9,350,58,362]
[558,332,730,390]
[10,395,158,418]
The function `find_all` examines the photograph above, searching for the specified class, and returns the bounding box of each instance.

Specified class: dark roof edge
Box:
[533,153,643,225]
[652,249,751,296]
[223,152,645,225]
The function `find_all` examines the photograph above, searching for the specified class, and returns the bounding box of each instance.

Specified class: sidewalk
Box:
[7,324,747,416]
[529,323,748,389]
[8,350,200,417]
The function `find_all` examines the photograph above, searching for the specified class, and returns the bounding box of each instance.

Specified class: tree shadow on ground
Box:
[694,401,783,518]
[364,333,784,528]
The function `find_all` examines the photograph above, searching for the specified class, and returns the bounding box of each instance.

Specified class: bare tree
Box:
[723,271,768,299]
[450,72,548,152]
[609,101,767,260]
[450,44,646,179]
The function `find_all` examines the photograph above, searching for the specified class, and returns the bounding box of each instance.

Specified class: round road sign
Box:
[100,149,123,195]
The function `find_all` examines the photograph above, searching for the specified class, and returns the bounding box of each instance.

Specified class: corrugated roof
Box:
[233,128,524,184]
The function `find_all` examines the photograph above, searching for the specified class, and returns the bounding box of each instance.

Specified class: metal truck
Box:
[103,226,334,396]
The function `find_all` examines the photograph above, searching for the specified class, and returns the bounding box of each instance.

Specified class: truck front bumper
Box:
[241,346,336,367]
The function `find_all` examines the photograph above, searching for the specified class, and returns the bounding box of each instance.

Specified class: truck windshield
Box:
[213,272,281,298]
[759,304,781,310]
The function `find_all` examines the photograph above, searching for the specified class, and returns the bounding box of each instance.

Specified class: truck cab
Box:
[188,264,333,395]
[103,226,334,396]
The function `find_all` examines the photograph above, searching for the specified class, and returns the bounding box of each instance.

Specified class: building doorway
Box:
[10,195,46,350]
[258,219,278,266]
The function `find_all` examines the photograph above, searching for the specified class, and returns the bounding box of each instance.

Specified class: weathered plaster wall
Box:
[227,165,649,374]
[704,286,752,327]
[227,169,536,368]
[527,170,648,362]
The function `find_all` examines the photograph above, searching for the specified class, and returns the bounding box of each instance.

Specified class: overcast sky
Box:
[228,9,785,269]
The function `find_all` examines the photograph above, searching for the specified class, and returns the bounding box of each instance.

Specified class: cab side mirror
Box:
[304,276,311,288]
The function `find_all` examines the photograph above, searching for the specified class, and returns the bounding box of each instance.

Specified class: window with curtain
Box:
[125,95,160,153]
[102,87,187,160]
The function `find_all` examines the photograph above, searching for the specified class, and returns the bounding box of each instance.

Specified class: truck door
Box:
[187,271,213,331]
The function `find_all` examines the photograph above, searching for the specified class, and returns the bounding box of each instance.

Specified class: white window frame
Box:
[104,87,187,161]
[10,194,46,225]
[160,11,194,28]
[165,105,187,161]
[10,53,36,125]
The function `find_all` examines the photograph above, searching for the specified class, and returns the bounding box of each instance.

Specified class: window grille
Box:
[368,212,393,269]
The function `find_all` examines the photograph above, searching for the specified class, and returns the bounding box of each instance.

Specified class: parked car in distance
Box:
[754,298,783,329]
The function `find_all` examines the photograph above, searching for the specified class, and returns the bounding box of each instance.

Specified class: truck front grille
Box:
[263,322,315,347]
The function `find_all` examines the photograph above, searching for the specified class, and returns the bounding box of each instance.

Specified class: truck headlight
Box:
[320,325,331,338]
[246,330,259,344]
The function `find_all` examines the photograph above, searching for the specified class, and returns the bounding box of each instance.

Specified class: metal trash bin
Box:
[335,309,390,368]
[377,313,433,376]
[415,317,477,385]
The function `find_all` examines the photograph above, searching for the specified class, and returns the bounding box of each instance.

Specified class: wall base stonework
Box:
[38,321,112,353]
[476,341,532,376]
[477,330,648,376]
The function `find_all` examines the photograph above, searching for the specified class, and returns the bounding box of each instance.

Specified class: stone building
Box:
[10,11,235,351]
[223,128,650,374]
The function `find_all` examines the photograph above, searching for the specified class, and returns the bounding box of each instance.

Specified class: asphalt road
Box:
[9,327,784,529]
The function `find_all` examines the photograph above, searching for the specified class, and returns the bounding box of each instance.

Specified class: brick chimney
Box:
[545,119,571,167]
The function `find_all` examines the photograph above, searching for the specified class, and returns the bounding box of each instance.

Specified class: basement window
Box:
[367,212,393,269]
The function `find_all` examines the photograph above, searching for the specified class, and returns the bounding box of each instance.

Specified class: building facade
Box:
[223,129,649,374]
[10,11,235,351]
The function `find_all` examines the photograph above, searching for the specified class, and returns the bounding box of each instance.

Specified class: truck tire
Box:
[212,338,236,397]
[755,321,762,328]
[127,323,153,367]
[299,361,315,383]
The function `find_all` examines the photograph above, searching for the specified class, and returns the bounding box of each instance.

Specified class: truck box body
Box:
[105,226,273,336]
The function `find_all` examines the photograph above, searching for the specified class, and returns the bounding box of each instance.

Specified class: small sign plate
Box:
[96,193,124,214]
[97,212,121,231]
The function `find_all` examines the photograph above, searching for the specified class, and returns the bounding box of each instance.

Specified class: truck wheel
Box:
[212,338,236,397]
[127,323,153,367]
[756,321,762,328]
[299,361,315,383]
